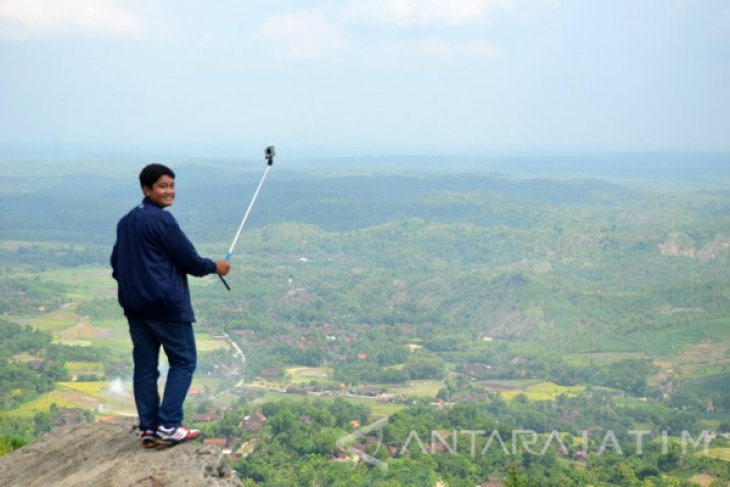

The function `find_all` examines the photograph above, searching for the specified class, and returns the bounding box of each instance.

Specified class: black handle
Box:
[219,274,231,291]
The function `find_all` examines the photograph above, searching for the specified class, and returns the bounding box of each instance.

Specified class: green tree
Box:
[505,465,528,487]
[404,351,445,380]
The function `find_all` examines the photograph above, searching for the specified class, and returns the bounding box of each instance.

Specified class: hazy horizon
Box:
[1,0,729,158]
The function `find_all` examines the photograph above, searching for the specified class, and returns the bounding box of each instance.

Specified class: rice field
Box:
[7,382,109,417]
[196,334,231,352]
[65,361,105,376]
[564,352,647,366]
[476,379,541,393]
[36,266,117,295]
[387,380,444,398]
[700,447,730,462]
[285,366,334,384]
[27,307,82,332]
[500,381,586,401]
[257,390,405,418]
[56,381,109,396]
[11,352,37,362]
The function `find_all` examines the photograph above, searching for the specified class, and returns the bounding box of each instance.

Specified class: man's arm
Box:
[159,214,226,277]
[110,242,118,281]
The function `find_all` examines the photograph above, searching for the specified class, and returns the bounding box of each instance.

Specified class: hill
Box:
[0,419,241,487]
[2,156,730,484]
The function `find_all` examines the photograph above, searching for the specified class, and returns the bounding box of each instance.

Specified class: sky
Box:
[0,0,729,158]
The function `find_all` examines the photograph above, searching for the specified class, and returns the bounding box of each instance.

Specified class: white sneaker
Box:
[156,425,201,444]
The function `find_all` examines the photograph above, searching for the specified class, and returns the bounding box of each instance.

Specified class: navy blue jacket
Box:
[111,197,217,323]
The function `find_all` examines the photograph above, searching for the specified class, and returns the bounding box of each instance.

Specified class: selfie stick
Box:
[219,146,275,291]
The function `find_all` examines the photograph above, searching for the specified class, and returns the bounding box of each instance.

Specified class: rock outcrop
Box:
[0,420,241,487]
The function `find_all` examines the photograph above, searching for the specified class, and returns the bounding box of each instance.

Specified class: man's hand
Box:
[216,259,231,276]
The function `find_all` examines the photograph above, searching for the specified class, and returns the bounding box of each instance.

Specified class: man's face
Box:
[143,175,175,208]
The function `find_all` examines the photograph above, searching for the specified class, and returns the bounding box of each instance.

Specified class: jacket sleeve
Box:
[110,242,118,281]
[158,213,217,277]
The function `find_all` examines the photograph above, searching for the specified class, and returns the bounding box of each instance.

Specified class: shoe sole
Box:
[142,438,160,448]
[154,437,196,449]
[156,430,200,445]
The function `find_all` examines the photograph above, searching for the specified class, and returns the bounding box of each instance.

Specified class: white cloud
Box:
[0,0,141,39]
[253,10,349,61]
[345,0,515,27]
[393,38,502,60]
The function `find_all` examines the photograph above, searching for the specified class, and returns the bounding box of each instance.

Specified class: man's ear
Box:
[142,185,152,196]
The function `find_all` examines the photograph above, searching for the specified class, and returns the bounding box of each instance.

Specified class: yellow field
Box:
[31,308,126,350]
[370,402,406,417]
[57,381,109,396]
[8,390,100,416]
[388,380,444,398]
[11,352,37,362]
[500,381,586,401]
[26,306,81,331]
[65,361,105,375]
[66,361,104,370]
[285,366,334,384]
[4,380,139,418]
[59,319,112,340]
[195,335,231,352]
[700,447,730,462]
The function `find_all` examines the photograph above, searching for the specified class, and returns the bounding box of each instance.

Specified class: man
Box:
[111,163,231,447]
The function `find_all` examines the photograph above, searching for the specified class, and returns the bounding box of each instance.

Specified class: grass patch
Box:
[699,447,730,462]
[90,319,127,334]
[54,339,92,347]
[626,318,730,357]
[285,366,334,385]
[256,391,405,418]
[35,266,117,297]
[387,380,443,398]
[25,306,81,332]
[564,352,647,366]
[686,365,730,379]
[65,361,104,375]
[684,372,730,396]
[500,381,586,402]
[57,381,109,397]
[11,352,37,362]
[196,334,231,352]
[542,299,581,327]
[588,335,642,353]
[85,337,131,353]
[476,379,541,388]
[7,382,109,417]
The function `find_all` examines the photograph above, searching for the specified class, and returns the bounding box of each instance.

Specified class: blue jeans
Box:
[127,318,197,431]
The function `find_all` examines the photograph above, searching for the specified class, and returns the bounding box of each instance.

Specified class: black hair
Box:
[139,163,175,188]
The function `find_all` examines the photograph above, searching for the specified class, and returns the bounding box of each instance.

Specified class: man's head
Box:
[140,163,176,208]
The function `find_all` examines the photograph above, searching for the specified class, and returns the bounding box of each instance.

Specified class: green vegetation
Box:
[194,396,730,486]
[2,157,730,484]
[0,320,66,409]
[499,381,585,401]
